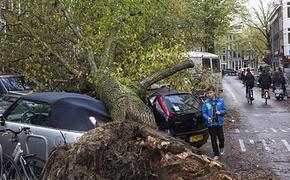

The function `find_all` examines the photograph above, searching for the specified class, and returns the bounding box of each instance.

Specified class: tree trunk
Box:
[91,69,156,127]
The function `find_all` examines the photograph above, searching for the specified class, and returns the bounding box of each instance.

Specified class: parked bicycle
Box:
[0,127,47,180]
[0,142,22,179]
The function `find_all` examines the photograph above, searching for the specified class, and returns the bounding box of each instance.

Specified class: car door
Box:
[0,99,85,161]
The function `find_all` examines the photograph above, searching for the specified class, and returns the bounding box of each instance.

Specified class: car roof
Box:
[0,74,23,78]
[156,91,191,96]
[22,92,97,104]
[19,92,111,131]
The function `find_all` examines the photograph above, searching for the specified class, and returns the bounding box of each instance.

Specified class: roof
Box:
[150,91,190,97]
[20,92,111,131]
[22,92,96,104]
[0,74,23,78]
[187,51,219,59]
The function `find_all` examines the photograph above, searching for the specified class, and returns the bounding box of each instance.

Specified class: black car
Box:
[0,74,34,102]
[222,69,236,76]
[148,91,209,148]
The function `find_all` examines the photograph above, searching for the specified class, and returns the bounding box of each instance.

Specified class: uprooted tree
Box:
[0,0,244,179]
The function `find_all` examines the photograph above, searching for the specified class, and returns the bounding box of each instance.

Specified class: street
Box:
[199,75,290,179]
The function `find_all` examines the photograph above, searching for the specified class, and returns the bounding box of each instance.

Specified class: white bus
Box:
[186,51,220,73]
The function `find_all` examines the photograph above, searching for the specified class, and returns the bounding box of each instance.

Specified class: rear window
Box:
[164,94,200,112]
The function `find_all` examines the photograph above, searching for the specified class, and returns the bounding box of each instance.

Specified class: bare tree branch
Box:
[140,60,195,89]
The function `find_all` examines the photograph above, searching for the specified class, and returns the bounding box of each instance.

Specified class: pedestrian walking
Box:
[202,86,227,160]
[273,68,288,98]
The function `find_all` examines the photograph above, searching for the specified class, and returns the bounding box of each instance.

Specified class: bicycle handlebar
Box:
[0,127,30,136]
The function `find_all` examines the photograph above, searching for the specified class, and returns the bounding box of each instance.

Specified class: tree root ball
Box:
[45,121,236,180]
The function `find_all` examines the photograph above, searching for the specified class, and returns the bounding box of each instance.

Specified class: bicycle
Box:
[246,87,254,104]
[0,127,47,180]
[0,143,22,180]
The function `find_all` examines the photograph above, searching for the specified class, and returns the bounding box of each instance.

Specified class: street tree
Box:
[243,0,273,53]
[183,0,246,53]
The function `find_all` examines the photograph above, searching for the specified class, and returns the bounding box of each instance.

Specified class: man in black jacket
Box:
[258,69,272,98]
[244,68,255,100]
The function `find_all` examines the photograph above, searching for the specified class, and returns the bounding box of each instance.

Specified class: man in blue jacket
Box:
[202,86,227,160]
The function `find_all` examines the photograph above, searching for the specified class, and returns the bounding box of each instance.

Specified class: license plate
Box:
[189,134,203,142]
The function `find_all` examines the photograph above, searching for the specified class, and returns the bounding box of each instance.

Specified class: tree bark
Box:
[91,69,157,127]
[140,60,195,90]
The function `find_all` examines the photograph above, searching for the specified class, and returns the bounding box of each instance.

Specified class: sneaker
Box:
[213,156,219,160]
[220,148,224,155]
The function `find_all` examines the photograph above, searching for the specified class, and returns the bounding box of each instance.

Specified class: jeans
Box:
[208,126,224,156]
[246,85,253,98]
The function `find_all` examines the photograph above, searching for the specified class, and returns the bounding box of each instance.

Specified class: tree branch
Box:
[99,26,119,68]
[60,1,98,71]
[140,60,195,89]
[61,5,83,41]
[19,22,78,75]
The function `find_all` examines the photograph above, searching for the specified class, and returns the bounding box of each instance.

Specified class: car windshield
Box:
[1,76,25,91]
[164,94,200,112]
[4,99,51,126]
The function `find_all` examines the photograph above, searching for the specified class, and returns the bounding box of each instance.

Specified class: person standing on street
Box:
[202,86,227,160]
[278,67,288,98]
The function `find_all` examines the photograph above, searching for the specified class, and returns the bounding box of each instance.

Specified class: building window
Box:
[288,5,290,18]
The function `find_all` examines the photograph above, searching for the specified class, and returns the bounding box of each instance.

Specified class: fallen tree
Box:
[0,1,240,179]
[41,3,235,179]
[43,60,236,179]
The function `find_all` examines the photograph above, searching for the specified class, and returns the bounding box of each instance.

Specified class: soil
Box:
[45,121,236,180]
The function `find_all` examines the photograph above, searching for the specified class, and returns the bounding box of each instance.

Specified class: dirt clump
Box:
[45,121,237,180]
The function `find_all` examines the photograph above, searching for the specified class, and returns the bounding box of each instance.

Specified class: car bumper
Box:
[173,128,209,148]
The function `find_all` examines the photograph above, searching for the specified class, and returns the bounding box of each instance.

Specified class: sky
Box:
[247,0,273,9]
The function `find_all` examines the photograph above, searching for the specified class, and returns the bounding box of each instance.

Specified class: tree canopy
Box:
[0,0,243,92]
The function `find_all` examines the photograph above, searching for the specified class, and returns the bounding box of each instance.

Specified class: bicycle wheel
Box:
[265,91,268,105]
[24,156,46,179]
[250,89,253,104]
[2,154,22,180]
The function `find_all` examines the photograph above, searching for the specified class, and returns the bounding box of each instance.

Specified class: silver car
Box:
[0,92,111,161]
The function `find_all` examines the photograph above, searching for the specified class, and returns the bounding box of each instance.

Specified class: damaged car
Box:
[148,90,209,148]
